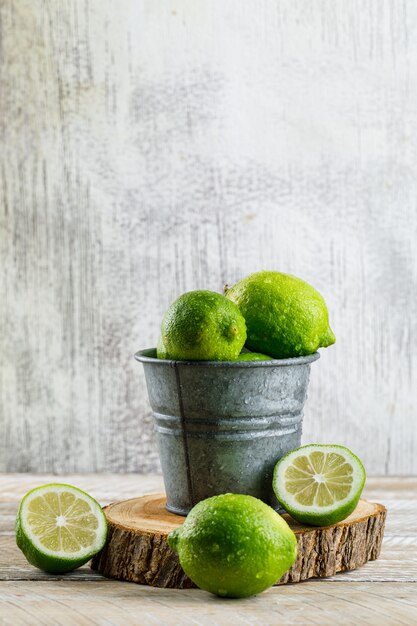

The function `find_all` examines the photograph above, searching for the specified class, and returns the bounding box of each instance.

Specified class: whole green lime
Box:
[157,290,246,361]
[167,493,297,598]
[225,271,335,359]
[235,352,272,361]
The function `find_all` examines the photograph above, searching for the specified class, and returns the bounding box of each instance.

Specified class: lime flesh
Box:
[16,484,108,573]
[273,445,366,526]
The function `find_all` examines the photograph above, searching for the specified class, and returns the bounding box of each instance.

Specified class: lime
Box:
[225,271,335,359]
[16,483,108,573]
[167,493,297,598]
[156,335,168,359]
[235,352,272,361]
[273,444,366,526]
[158,290,246,361]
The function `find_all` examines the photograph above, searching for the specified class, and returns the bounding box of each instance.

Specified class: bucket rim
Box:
[134,348,320,367]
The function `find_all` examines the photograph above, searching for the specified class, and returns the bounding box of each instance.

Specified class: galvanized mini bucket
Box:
[135,348,319,515]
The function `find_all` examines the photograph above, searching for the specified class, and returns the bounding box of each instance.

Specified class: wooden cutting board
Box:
[91,494,386,588]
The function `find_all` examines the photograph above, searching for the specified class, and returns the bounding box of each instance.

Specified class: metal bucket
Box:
[135,348,319,515]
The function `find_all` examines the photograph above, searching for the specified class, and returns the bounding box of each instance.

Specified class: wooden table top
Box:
[0,474,416,625]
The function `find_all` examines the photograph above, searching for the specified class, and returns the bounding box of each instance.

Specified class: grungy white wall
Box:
[1,0,416,474]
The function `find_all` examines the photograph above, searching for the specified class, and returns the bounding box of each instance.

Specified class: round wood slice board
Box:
[91,494,386,588]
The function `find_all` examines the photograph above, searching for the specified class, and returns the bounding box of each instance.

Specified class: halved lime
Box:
[16,483,108,573]
[273,444,366,527]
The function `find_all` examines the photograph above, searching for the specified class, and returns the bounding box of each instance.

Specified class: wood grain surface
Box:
[0,474,415,626]
[2,581,416,626]
[1,1,417,473]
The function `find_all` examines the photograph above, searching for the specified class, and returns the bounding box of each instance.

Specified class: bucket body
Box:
[135,349,319,515]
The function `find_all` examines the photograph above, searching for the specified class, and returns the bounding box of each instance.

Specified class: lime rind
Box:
[159,290,247,361]
[235,352,273,361]
[225,270,335,359]
[273,445,366,526]
[168,493,297,598]
[16,483,108,572]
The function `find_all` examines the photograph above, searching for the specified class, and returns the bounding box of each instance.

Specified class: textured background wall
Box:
[1,0,416,474]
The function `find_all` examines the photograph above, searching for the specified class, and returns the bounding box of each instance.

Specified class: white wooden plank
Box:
[0,581,416,626]
[0,1,417,474]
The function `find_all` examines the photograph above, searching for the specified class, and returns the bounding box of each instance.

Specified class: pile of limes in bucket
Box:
[155,271,364,596]
[156,270,335,361]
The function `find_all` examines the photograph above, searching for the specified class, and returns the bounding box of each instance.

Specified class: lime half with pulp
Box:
[273,444,366,526]
[16,483,108,573]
